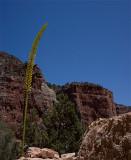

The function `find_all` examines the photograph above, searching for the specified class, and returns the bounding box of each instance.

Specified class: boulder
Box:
[61,153,75,160]
[40,148,59,159]
[26,147,59,159]
[26,147,42,158]
[18,148,77,160]
[78,112,131,160]
[18,157,45,160]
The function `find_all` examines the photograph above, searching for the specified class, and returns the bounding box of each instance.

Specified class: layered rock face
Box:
[0,52,56,137]
[62,83,116,126]
[78,112,131,160]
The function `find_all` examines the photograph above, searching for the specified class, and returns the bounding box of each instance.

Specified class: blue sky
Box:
[0,0,130,105]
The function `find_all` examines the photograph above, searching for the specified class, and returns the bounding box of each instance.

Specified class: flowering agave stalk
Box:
[22,23,48,155]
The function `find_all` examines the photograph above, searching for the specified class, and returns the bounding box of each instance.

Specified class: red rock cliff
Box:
[62,82,116,126]
[0,52,56,137]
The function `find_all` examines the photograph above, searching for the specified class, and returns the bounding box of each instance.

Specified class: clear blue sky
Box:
[0,0,130,105]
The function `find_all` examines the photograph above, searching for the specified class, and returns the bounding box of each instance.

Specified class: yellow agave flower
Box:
[22,23,48,155]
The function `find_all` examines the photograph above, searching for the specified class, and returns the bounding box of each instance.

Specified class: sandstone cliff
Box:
[0,51,56,137]
[62,82,117,127]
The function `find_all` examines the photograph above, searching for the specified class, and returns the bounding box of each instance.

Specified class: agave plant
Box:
[22,23,48,155]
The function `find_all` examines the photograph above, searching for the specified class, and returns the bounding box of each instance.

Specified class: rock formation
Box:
[0,51,56,138]
[62,82,116,126]
[18,147,76,160]
[78,112,131,160]
[0,52,130,134]
[1,52,131,160]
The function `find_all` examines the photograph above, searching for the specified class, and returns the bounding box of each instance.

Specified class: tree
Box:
[43,93,83,154]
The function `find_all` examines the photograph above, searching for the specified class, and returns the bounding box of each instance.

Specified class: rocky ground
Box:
[18,147,77,160]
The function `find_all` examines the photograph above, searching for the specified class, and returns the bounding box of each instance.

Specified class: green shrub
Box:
[25,121,49,148]
[0,121,18,160]
[22,108,48,148]
[25,93,83,154]
[43,93,83,154]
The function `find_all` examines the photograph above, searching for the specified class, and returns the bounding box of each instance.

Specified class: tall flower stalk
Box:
[22,23,48,155]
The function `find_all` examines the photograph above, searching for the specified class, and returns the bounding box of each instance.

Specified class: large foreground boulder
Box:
[78,112,131,160]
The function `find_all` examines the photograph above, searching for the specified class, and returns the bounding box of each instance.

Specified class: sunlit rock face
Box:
[62,82,116,127]
[78,112,131,160]
[0,51,56,138]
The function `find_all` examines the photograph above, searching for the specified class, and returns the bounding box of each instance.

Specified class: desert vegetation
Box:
[0,121,19,160]
[25,93,83,154]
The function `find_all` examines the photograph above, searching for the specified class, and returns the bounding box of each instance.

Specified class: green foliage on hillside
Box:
[47,82,62,92]
[25,108,49,148]
[25,93,83,154]
[43,93,83,154]
[0,121,18,160]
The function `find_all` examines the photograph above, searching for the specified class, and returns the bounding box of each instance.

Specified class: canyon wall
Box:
[62,82,116,126]
[0,52,56,137]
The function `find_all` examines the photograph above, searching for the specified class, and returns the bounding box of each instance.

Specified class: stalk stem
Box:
[22,91,29,156]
